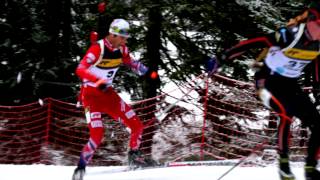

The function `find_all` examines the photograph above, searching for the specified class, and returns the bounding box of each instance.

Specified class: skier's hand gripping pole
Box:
[205,56,219,76]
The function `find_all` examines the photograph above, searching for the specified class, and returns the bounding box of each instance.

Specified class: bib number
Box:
[283,60,308,71]
[107,70,114,78]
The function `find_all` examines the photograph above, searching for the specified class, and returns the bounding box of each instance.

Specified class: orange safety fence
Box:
[0,74,311,166]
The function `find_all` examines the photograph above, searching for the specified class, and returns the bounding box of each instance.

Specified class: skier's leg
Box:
[73,87,105,180]
[305,125,320,180]
[292,93,320,180]
[80,110,104,166]
[72,109,105,180]
[102,87,144,150]
[102,88,155,167]
[257,88,295,180]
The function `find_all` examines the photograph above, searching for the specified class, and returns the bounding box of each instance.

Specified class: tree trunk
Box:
[141,3,162,157]
[61,0,72,57]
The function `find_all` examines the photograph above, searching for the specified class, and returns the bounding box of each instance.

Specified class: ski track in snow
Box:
[1,164,317,180]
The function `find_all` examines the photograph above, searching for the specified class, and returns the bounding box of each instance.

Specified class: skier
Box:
[72,18,159,180]
[208,4,320,180]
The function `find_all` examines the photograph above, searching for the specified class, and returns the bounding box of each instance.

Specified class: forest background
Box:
[0,0,312,105]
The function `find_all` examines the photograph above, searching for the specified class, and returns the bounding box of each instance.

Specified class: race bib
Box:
[283,48,320,60]
[265,47,311,78]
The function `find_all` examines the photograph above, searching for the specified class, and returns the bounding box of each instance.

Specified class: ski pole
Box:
[216,110,293,180]
[216,134,275,180]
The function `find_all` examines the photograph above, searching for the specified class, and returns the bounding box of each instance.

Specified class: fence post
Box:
[42,98,52,164]
[201,76,209,160]
[46,98,52,144]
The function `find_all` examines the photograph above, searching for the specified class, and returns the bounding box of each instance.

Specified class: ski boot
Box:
[72,166,85,180]
[278,158,295,180]
[305,166,320,180]
[128,149,159,168]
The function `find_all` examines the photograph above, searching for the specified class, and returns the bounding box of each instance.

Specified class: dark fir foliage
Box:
[0,0,311,105]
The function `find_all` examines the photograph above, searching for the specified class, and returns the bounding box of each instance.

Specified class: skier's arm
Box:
[121,46,150,76]
[75,44,101,83]
[123,55,149,76]
[123,54,159,81]
[223,35,275,61]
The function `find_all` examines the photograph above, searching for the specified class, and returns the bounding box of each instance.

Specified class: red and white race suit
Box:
[75,38,147,165]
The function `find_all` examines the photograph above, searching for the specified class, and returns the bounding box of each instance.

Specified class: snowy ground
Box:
[0,164,317,180]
